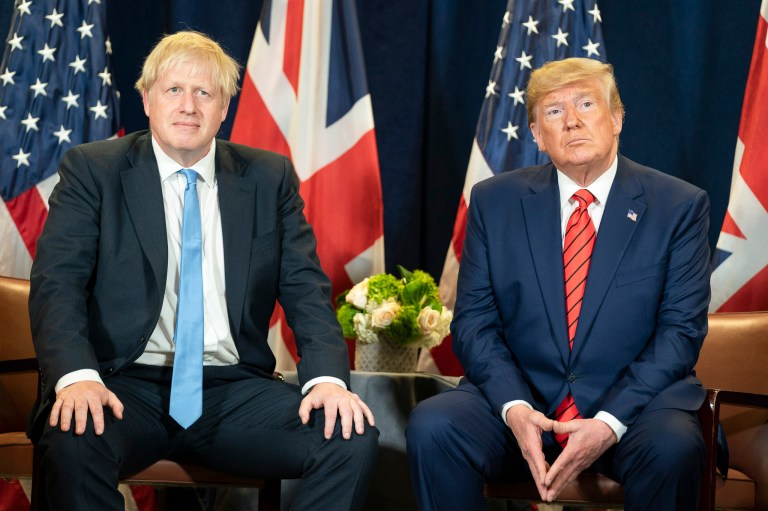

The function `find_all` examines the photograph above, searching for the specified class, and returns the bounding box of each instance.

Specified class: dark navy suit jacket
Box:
[29,131,349,435]
[452,155,711,427]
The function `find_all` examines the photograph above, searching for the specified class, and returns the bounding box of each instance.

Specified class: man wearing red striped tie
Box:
[407,58,712,511]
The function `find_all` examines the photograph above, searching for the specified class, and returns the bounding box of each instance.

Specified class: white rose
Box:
[370,300,401,328]
[417,306,441,334]
[345,278,369,309]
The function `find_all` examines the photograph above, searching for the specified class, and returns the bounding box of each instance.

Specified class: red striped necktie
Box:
[555,188,596,448]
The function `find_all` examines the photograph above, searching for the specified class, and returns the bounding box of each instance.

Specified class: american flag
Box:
[0,0,121,279]
[418,0,607,375]
[230,0,385,369]
[710,0,768,312]
[0,0,136,509]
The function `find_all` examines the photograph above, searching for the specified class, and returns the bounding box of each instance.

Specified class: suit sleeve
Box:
[29,146,102,399]
[273,157,351,389]
[599,189,711,424]
[452,186,536,413]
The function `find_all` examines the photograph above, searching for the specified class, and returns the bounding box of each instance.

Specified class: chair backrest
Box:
[697,312,768,410]
[697,312,768,428]
[0,276,37,434]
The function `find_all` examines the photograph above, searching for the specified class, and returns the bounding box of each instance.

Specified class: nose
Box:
[180,91,196,114]
[563,105,581,130]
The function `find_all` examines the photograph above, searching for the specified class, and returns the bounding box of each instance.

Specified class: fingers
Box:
[298,396,313,425]
[49,381,122,435]
[324,399,340,440]
[551,419,574,435]
[106,391,124,420]
[300,385,374,440]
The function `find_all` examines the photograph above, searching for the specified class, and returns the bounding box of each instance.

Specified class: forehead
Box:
[539,78,606,106]
[155,59,217,88]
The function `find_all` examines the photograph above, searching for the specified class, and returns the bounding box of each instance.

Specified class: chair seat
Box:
[0,433,268,491]
[485,472,624,507]
[485,469,757,510]
[0,432,34,478]
[714,468,756,510]
[126,459,269,488]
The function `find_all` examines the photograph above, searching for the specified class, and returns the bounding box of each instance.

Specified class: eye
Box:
[545,108,562,117]
[167,86,181,95]
[196,89,210,97]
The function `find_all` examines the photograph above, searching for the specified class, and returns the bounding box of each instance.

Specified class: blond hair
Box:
[526,58,624,126]
[135,31,241,104]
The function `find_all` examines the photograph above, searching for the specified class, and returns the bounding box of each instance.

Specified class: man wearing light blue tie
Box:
[29,31,377,510]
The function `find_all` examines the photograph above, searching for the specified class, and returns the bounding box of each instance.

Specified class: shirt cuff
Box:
[301,376,347,395]
[55,369,104,394]
[594,411,627,442]
[500,400,533,427]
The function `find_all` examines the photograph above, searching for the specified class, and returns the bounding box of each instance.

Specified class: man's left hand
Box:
[543,418,617,502]
[298,382,375,440]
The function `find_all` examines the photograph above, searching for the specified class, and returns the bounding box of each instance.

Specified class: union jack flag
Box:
[0,0,121,279]
[418,0,606,375]
[710,0,768,312]
[230,0,385,369]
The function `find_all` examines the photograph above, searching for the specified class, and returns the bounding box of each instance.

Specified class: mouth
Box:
[566,138,590,146]
[173,122,200,130]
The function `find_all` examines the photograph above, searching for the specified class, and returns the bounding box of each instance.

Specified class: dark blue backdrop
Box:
[3,0,760,279]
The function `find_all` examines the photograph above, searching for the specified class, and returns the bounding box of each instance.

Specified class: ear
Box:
[611,110,623,137]
[220,97,230,122]
[530,123,546,152]
[142,89,150,118]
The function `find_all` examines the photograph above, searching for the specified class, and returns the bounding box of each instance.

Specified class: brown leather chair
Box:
[0,275,280,510]
[483,311,768,510]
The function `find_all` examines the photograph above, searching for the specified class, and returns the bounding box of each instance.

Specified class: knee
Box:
[406,399,463,454]
[333,423,380,471]
[628,418,706,477]
[37,418,118,475]
[651,427,705,473]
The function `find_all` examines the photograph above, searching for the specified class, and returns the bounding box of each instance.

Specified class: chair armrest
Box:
[715,390,768,409]
[0,358,38,374]
[698,389,768,511]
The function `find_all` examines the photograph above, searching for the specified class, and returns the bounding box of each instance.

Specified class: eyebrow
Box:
[542,90,597,109]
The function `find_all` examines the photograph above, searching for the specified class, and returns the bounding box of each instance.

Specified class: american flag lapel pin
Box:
[627,209,638,222]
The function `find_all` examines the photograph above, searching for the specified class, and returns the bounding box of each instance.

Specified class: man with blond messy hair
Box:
[30,31,378,510]
[407,58,712,510]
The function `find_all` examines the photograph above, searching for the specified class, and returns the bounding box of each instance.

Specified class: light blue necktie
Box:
[169,168,204,429]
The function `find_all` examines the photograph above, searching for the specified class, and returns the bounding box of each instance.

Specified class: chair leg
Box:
[258,479,281,511]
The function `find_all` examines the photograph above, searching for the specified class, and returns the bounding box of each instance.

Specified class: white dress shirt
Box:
[501,156,628,442]
[56,136,344,396]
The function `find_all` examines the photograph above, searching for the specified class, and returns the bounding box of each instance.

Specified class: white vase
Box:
[354,336,419,373]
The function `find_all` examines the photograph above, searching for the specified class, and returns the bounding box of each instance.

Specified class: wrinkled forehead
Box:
[155,57,217,90]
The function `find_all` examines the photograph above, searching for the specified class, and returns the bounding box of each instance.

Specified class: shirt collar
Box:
[556,155,618,210]
[151,136,217,188]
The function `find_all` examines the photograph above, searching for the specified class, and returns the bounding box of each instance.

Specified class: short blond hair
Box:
[135,31,241,104]
[526,58,624,126]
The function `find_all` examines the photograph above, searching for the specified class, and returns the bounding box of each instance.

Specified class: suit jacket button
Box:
[105,367,114,375]
[567,373,578,383]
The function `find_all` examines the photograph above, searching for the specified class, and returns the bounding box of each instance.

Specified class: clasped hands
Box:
[51,380,375,441]
[505,405,617,502]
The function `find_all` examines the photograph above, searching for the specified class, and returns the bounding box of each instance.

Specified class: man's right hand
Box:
[505,405,554,501]
[49,381,124,435]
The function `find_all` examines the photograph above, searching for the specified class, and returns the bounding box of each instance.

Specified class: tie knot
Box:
[179,168,198,188]
[572,189,595,208]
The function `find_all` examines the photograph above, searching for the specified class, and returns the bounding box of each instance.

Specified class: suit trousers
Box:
[36,364,379,511]
[406,380,705,511]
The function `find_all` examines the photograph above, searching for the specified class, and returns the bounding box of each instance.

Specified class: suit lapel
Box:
[522,166,571,364]
[572,157,646,359]
[215,142,256,340]
[122,134,167,294]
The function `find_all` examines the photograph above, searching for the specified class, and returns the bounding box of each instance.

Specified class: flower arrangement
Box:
[336,266,453,349]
